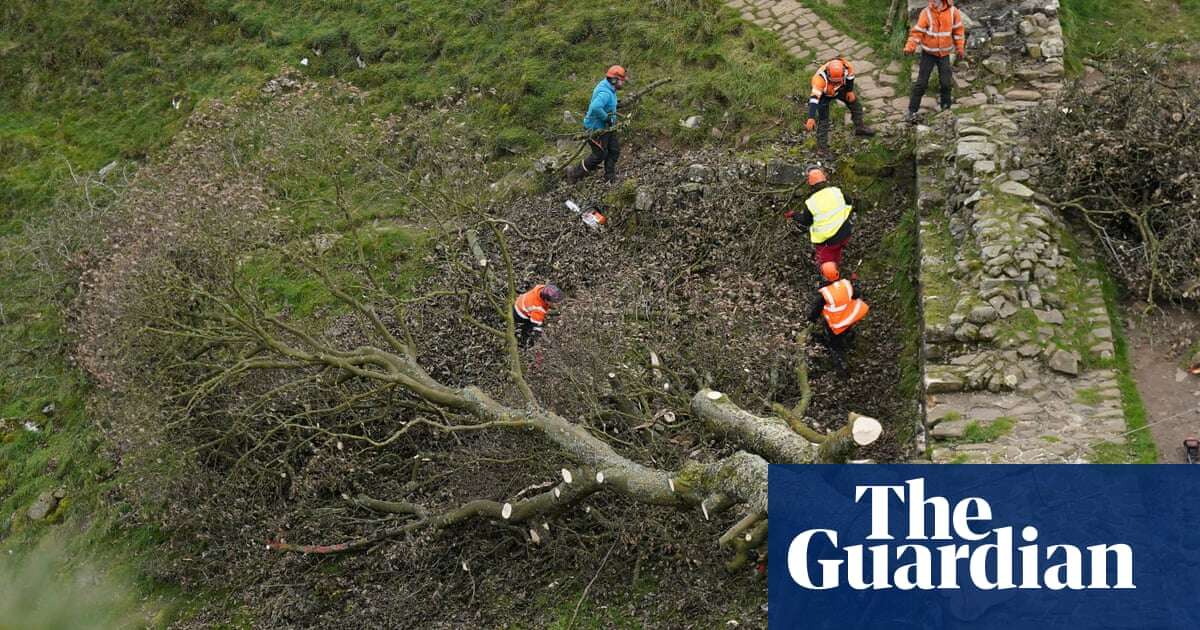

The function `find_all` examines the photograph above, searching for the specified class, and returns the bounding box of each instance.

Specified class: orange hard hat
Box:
[807,166,828,187]
[606,65,627,80]
[826,59,846,83]
[820,262,841,282]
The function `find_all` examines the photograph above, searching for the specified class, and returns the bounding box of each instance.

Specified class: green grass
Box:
[1075,387,1102,406]
[1061,0,1200,71]
[961,417,1015,443]
[1041,435,1061,443]
[1092,272,1157,464]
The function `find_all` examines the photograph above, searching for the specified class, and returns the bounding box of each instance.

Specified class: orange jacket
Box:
[515,285,550,327]
[819,279,869,335]
[906,0,965,57]
[810,59,856,100]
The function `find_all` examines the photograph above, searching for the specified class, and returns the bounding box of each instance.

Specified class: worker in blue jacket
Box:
[567,65,627,184]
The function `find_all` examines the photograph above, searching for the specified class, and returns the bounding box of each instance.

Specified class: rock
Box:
[680,115,701,129]
[1026,43,1042,59]
[309,233,343,255]
[635,189,656,212]
[1026,283,1044,308]
[974,160,996,175]
[1041,37,1065,58]
[1048,349,1080,376]
[1018,343,1042,358]
[1006,89,1041,101]
[926,371,965,394]
[982,57,1009,76]
[709,127,724,140]
[968,304,999,325]
[932,420,969,439]
[979,323,999,340]
[562,110,575,124]
[686,163,713,182]
[998,181,1035,198]
[677,182,704,195]
[27,490,62,521]
[1035,309,1065,325]
[955,323,981,342]
[999,302,1020,319]
[1092,327,1113,340]
[98,160,119,180]
[764,160,805,186]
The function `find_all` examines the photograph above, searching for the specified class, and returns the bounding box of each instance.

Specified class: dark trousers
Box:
[816,95,866,150]
[908,52,954,113]
[582,131,620,180]
[514,308,539,348]
[818,325,856,375]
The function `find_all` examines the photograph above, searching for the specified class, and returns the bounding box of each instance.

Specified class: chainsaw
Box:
[1186,437,1200,464]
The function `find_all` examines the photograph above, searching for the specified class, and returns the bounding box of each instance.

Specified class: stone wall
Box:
[914,1,1129,463]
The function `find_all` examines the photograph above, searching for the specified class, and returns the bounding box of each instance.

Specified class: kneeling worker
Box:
[787,166,854,267]
[806,58,875,155]
[807,262,869,376]
[514,283,564,348]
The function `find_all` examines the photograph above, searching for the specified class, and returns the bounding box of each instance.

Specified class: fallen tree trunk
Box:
[691,389,882,464]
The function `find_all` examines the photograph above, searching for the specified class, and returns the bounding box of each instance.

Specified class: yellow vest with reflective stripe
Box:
[804,187,852,244]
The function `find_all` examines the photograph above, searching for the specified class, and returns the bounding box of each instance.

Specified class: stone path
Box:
[723,0,905,123]
[914,1,1131,463]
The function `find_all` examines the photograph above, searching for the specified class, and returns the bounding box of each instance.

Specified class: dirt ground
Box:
[1125,304,1200,463]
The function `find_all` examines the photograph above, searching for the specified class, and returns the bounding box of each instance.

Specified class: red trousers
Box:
[813,236,850,266]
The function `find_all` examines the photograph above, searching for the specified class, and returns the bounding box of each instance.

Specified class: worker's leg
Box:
[813,236,849,267]
[581,133,609,174]
[603,132,620,182]
[936,54,954,110]
[841,94,875,136]
[816,98,832,152]
[829,328,853,377]
[514,308,535,348]
[907,52,937,115]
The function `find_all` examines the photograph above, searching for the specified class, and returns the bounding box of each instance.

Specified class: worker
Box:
[566,65,627,184]
[904,0,966,123]
[514,283,564,347]
[786,166,854,266]
[805,58,875,155]
[807,262,869,376]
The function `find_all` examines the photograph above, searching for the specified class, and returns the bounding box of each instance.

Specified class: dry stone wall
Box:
[914,1,1128,463]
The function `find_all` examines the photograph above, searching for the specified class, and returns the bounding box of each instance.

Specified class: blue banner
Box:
[768,465,1200,629]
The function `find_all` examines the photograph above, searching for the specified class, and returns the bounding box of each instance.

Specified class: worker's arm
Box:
[807,74,824,122]
[807,292,826,323]
[952,8,966,56]
[793,207,814,229]
[586,90,613,128]
[851,279,867,302]
[905,9,928,54]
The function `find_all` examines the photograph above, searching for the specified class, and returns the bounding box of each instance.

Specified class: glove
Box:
[845,91,857,103]
[805,118,816,132]
[904,42,917,54]
[784,210,795,219]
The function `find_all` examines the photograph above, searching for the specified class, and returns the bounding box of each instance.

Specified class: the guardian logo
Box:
[787,478,1135,591]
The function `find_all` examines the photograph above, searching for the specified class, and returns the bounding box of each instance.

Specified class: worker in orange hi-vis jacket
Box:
[513,284,565,348]
[904,0,967,122]
[806,262,869,377]
[805,58,876,155]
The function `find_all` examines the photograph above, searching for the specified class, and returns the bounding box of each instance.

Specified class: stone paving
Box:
[722,0,905,123]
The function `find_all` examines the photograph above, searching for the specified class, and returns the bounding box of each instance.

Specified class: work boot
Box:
[849,100,875,137]
[904,110,919,125]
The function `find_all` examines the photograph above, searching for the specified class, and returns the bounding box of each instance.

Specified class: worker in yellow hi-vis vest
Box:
[785,166,854,267]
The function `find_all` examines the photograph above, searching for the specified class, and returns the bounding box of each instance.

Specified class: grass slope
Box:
[0,0,806,624]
